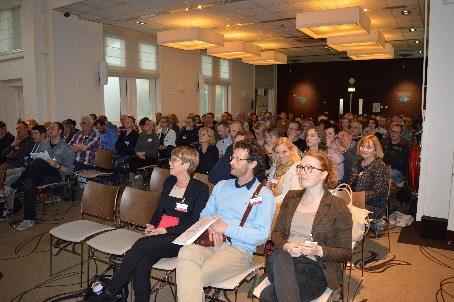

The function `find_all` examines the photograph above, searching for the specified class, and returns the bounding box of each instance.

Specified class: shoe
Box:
[0,209,12,221]
[14,220,35,231]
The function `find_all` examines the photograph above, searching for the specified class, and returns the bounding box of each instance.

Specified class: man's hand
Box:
[47,158,60,168]
[207,219,228,246]
[211,219,228,233]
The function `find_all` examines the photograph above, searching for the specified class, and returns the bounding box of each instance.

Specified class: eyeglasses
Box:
[229,155,250,162]
[169,157,181,163]
[296,165,324,173]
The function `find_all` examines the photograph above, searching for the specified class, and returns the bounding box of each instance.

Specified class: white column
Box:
[417,1,454,229]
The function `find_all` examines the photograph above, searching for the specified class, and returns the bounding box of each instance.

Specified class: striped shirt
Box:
[69,129,100,166]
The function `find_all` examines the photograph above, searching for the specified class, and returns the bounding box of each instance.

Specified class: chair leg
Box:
[80,243,84,288]
[87,246,91,288]
[49,235,53,276]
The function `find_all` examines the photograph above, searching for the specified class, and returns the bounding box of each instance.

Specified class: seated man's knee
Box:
[178,244,200,261]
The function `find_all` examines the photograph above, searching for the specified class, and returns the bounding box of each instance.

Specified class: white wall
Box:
[159,46,201,122]
[230,59,255,115]
[417,1,454,229]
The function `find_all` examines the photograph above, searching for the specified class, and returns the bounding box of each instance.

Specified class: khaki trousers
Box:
[176,243,252,302]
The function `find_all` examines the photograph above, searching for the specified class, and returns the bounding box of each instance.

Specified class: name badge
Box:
[182,135,187,139]
[147,138,153,142]
[249,196,263,206]
[125,141,130,146]
[175,202,188,212]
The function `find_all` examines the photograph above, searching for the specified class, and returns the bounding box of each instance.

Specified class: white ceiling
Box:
[57,0,426,63]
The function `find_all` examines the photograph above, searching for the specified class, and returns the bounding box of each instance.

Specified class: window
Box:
[104,77,160,124]
[199,84,209,114]
[104,77,122,122]
[201,55,213,77]
[0,7,21,54]
[138,42,158,71]
[219,59,230,80]
[105,36,126,67]
[215,85,229,115]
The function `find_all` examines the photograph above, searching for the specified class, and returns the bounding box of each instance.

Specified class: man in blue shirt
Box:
[177,139,275,302]
[94,118,118,151]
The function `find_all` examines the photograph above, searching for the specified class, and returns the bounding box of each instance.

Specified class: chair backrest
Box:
[351,191,366,209]
[119,186,160,227]
[94,149,114,170]
[81,181,119,221]
[0,164,6,189]
[193,173,214,194]
[149,167,170,192]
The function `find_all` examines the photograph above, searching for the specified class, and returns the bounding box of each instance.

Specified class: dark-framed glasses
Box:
[229,155,250,162]
[296,165,324,173]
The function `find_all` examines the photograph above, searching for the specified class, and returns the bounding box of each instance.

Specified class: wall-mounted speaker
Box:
[97,62,108,86]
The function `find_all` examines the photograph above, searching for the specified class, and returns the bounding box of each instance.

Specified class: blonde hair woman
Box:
[266,137,302,204]
[196,127,219,174]
[348,135,389,221]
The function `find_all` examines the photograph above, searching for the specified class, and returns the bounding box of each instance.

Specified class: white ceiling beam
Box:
[43,0,85,11]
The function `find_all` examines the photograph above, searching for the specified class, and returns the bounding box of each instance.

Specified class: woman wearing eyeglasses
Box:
[348,135,389,223]
[266,137,301,204]
[89,146,209,302]
[260,150,352,302]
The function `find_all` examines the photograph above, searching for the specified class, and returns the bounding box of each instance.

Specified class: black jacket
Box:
[150,176,209,235]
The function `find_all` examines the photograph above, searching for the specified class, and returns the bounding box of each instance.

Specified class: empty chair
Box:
[49,181,119,286]
[86,187,160,281]
[193,172,214,194]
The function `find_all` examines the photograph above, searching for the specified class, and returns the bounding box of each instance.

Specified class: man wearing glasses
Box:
[68,116,100,171]
[177,139,275,302]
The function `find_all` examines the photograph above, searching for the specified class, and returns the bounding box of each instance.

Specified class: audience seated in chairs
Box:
[157,116,176,168]
[62,119,79,144]
[176,139,275,302]
[208,121,244,184]
[337,130,361,184]
[195,127,219,174]
[0,121,15,163]
[69,116,100,171]
[0,121,35,220]
[10,122,75,230]
[261,150,352,302]
[113,115,138,174]
[176,116,199,147]
[128,117,159,171]
[348,135,390,225]
[88,146,209,302]
[266,137,301,204]
[94,118,118,151]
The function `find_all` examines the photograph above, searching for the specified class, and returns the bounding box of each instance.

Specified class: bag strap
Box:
[239,182,265,227]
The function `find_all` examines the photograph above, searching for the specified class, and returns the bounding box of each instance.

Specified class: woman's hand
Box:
[145,226,167,236]
[300,242,323,257]
[283,242,303,258]
[136,152,146,160]
[144,224,155,236]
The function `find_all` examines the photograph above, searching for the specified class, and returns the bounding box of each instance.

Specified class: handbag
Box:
[195,182,265,247]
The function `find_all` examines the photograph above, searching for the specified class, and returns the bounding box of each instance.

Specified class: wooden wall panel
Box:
[277,58,423,118]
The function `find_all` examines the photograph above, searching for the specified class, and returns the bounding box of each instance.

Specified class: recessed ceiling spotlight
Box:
[197,4,202,9]
[401,9,411,15]
[415,40,420,44]
[419,50,423,54]
[363,8,368,12]
[409,28,416,32]
[135,21,145,25]
[185,7,189,11]
[226,24,230,28]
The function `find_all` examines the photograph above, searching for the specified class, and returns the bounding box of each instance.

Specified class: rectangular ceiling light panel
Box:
[207,41,261,59]
[242,50,287,65]
[296,6,371,39]
[157,28,224,50]
[327,29,386,51]
[348,43,394,60]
